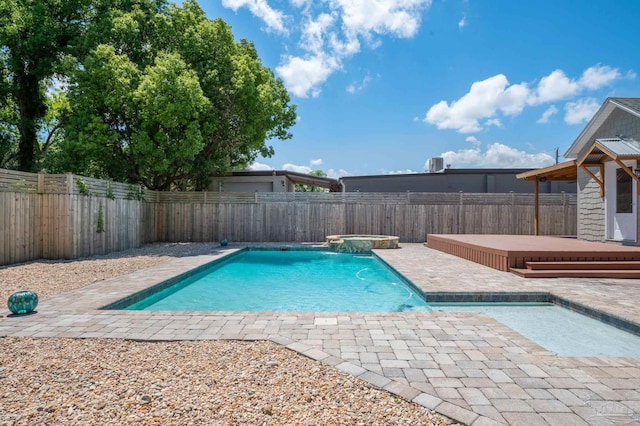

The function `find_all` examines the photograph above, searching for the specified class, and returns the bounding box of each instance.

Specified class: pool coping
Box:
[2,243,640,426]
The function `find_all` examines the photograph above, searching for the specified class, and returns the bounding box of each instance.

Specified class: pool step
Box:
[525,260,640,270]
[510,268,640,278]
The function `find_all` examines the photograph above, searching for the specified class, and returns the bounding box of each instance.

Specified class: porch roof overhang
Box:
[577,138,640,166]
[576,137,640,198]
[516,160,578,236]
[516,160,577,182]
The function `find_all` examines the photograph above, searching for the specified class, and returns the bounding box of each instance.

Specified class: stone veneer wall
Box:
[576,108,640,242]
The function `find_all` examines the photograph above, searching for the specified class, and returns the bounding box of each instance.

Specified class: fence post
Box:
[562,191,566,235]
[510,191,515,234]
[66,173,74,194]
[37,173,44,194]
[458,191,464,233]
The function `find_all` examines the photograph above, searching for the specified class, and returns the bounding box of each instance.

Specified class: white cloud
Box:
[300,13,336,54]
[383,169,419,174]
[564,97,600,125]
[266,0,431,97]
[282,163,313,173]
[458,16,466,29]
[281,159,327,174]
[326,168,351,178]
[221,0,287,34]
[250,162,275,170]
[465,136,481,147]
[579,64,621,90]
[249,159,332,174]
[334,0,430,39]
[346,74,372,93]
[425,74,528,133]
[627,70,637,80]
[532,69,580,104]
[327,32,361,56]
[290,0,310,8]
[425,64,627,133]
[439,143,554,168]
[276,53,341,98]
[537,105,558,124]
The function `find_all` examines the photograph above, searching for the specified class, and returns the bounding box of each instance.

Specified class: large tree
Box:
[58,45,209,189]
[54,0,296,190]
[0,0,167,172]
[0,0,90,171]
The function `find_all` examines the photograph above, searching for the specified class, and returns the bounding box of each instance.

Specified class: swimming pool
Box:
[430,302,640,357]
[124,249,429,312]
[113,248,640,357]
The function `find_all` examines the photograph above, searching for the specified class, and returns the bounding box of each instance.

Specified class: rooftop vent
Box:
[428,157,444,173]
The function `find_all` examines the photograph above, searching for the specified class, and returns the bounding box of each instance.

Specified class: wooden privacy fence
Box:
[1,168,577,266]
[1,169,144,265]
[144,191,577,244]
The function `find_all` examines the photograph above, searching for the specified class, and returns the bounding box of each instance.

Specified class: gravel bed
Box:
[0,243,222,302]
[0,243,455,425]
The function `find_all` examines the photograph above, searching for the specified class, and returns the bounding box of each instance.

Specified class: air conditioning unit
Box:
[428,157,444,173]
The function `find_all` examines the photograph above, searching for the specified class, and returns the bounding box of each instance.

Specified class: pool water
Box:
[126,250,429,312]
[122,249,640,357]
[430,303,640,357]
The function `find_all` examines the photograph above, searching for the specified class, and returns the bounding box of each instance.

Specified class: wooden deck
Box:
[426,234,640,278]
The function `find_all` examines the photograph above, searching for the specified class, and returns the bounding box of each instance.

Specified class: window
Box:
[616,167,633,213]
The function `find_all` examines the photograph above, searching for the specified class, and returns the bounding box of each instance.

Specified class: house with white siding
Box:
[519,97,640,243]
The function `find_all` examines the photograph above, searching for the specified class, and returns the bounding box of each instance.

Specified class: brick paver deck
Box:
[2,244,640,426]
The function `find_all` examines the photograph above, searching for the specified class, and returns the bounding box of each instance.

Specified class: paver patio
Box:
[1,244,640,425]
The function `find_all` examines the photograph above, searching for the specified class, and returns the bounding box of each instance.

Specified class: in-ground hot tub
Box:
[326,235,399,253]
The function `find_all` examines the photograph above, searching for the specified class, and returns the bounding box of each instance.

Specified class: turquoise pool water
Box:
[121,249,640,357]
[126,250,429,312]
[431,303,640,357]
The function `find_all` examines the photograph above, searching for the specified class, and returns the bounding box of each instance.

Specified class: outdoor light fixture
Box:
[634,167,640,179]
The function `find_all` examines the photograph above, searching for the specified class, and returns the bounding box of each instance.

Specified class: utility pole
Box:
[555,147,559,165]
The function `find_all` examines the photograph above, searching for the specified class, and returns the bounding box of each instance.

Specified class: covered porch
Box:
[516,160,577,236]
[517,137,640,241]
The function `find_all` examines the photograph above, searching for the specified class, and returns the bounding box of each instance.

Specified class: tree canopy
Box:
[295,170,329,192]
[0,0,96,171]
[0,0,296,190]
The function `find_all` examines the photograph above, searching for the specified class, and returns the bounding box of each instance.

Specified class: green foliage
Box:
[0,0,177,172]
[106,181,115,200]
[75,178,91,196]
[295,170,329,193]
[2,0,297,187]
[126,184,145,201]
[58,0,296,190]
[96,201,104,233]
[0,50,18,169]
[0,0,92,171]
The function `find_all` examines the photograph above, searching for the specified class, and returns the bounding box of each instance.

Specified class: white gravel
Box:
[0,243,455,425]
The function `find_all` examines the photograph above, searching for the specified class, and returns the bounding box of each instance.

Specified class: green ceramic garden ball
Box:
[7,290,38,315]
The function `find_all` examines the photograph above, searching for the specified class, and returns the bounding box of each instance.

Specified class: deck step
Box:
[525,261,640,270]
[510,268,640,278]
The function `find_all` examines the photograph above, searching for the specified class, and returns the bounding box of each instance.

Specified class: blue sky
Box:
[197,0,639,177]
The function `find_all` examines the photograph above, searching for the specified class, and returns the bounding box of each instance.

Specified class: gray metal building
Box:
[340,168,575,193]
